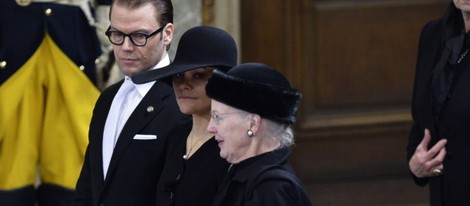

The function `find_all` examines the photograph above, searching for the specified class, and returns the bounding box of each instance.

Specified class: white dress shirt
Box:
[102,54,170,179]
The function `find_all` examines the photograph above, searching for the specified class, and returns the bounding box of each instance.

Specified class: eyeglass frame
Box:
[210,111,244,124]
[105,24,166,47]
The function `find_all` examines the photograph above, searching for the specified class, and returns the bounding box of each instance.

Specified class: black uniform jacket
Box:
[407,3,470,206]
[0,1,103,84]
[73,80,189,206]
[212,147,312,206]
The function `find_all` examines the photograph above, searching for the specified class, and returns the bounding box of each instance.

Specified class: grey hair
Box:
[263,119,295,148]
[279,125,294,148]
[232,108,295,148]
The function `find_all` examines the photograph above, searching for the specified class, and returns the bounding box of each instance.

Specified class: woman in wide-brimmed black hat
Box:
[206,63,312,206]
[132,25,237,206]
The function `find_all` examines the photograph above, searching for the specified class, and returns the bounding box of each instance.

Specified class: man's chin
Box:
[119,66,143,77]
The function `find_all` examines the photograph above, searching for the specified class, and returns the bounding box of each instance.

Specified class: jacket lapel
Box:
[87,81,122,194]
[103,81,171,184]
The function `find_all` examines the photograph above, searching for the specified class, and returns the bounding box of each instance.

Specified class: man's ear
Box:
[162,23,174,45]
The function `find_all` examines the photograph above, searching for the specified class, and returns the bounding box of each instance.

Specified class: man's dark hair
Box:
[110,0,173,26]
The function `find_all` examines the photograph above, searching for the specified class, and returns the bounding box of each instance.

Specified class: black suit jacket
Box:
[74,80,189,206]
[407,3,470,206]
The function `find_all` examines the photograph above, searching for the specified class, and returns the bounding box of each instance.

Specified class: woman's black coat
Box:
[407,3,470,206]
[212,147,312,206]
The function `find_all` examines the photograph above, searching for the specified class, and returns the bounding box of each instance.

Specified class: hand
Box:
[409,128,447,178]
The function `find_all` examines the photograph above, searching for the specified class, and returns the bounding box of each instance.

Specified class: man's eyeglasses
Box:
[105,24,166,47]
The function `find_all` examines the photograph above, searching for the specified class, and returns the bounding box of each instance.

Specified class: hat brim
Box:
[132,63,232,85]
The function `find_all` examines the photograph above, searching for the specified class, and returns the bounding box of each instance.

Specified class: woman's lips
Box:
[215,137,224,145]
[178,96,196,100]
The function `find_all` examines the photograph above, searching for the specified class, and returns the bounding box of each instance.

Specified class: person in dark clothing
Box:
[205,63,313,206]
[132,25,238,206]
[407,1,470,205]
[73,0,190,205]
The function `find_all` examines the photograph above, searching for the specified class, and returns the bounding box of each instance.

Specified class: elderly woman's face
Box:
[207,100,252,163]
[454,0,470,13]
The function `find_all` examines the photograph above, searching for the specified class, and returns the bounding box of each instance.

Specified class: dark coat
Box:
[157,121,230,206]
[73,80,189,206]
[212,147,312,206]
[407,3,470,206]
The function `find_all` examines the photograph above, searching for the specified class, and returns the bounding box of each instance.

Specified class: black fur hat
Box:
[206,63,301,124]
[132,26,238,84]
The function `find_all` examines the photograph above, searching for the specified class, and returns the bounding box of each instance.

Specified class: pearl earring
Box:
[247,129,254,137]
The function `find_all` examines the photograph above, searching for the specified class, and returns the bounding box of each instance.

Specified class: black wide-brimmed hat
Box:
[206,63,302,125]
[132,26,238,84]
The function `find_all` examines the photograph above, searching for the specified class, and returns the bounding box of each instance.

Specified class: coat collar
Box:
[229,147,291,183]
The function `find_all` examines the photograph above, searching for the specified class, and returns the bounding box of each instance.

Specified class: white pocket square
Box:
[133,134,157,140]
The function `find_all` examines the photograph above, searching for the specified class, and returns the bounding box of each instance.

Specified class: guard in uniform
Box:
[0,0,110,205]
